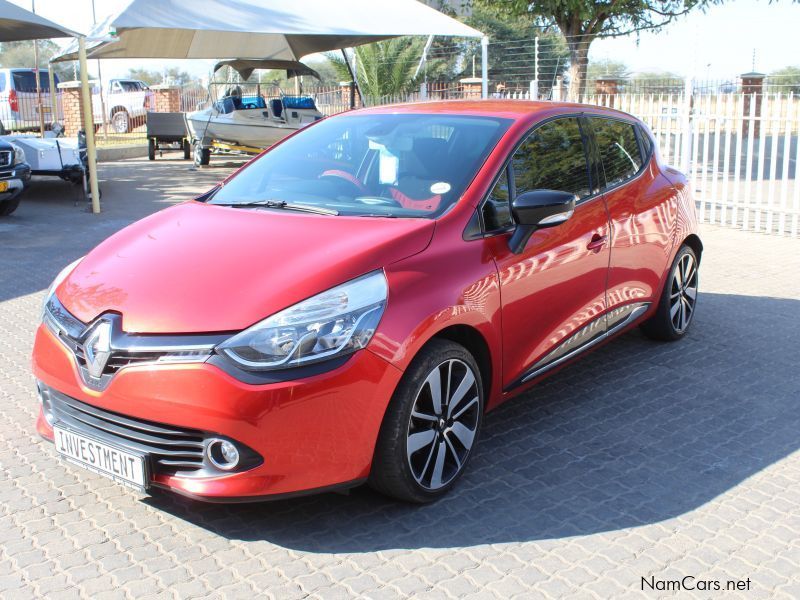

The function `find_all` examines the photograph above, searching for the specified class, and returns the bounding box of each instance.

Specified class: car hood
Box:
[58,201,435,333]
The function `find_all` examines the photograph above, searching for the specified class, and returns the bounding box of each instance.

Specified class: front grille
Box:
[71,341,165,374]
[0,151,12,168]
[46,387,207,475]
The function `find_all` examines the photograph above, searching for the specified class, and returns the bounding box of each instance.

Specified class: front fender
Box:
[368,239,504,408]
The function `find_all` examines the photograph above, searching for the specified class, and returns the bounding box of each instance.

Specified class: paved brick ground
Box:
[1,158,799,599]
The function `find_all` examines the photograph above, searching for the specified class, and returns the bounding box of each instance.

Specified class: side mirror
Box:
[508,189,577,254]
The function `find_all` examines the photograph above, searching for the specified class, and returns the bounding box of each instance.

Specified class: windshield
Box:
[208,113,512,218]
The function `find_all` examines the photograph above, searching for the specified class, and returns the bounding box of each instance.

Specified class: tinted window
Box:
[591,118,643,188]
[209,113,512,218]
[512,117,590,199]
[482,166,512,231]
[11,70,52,92]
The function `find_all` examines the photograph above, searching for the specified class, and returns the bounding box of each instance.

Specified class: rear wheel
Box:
[111,109,130,134]
[641,245,699,341]
[0,198,20,216]
[183,139,191,160]
[370,339,483,503]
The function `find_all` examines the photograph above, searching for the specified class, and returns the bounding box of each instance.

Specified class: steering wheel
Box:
[319,170,367,195]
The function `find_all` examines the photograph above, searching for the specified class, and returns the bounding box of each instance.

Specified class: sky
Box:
[7,0,800,81]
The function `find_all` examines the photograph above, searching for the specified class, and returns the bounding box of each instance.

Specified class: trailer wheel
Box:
[183,139,191,160]
[148,138,156,161]
[193,142,210,167]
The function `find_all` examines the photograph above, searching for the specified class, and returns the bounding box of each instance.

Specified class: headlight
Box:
[217,270,388,371]
[41,258,83,321]
[12,144,25,166]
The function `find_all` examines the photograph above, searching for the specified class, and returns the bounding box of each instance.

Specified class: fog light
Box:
[206,438,240,471]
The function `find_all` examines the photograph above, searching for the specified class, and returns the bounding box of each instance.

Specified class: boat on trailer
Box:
[186,59,323,165]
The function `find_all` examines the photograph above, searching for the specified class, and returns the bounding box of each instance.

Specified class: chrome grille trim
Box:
[41,385,263,477]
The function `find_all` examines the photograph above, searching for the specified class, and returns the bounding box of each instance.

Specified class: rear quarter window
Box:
[591,118,643,188]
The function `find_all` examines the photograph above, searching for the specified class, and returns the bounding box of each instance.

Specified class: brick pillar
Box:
[595,77,621,107]
[151,85,181,112]
[459,77,483,99]
[740,72,765,138]
[57,81,86,137]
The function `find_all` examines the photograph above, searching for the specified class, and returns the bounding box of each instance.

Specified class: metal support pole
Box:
[341,49,363,108]
[531,36,539,100]
[79,37,101,214]
[47,66,57,123]
[481,36,489,99]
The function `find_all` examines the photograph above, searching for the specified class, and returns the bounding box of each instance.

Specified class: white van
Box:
[0,68,60,133]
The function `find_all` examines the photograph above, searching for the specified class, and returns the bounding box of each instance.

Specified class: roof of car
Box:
[352,99,637,124]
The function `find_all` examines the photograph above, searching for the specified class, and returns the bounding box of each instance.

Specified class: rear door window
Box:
[590,118,643,188]
[511,117,591,199]
[11,70,52,92]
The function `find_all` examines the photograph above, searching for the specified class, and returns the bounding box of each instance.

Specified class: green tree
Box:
[587,59,629,82]
[767,66,800,94]
[474,0,708,99]
[326,38,438,103]
[0,40,79,82]
[126,67,194,86]
[463,6,569,94]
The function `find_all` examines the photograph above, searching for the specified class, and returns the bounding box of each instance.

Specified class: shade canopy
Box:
[213,59,320,81]
[0,0,77,41]
[53,0,483,62]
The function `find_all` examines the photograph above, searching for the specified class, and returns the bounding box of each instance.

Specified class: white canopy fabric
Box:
[0,0,77,41]
[53,0,483,62]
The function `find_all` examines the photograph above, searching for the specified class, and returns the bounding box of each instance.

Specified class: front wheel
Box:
[370,339,484,503]
[0,198,20,216]
[641,245,699,341]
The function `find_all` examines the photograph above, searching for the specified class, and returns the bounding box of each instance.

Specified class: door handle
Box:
[587,234,607,252]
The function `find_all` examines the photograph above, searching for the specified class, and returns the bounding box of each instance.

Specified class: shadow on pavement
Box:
[144,292,800,552]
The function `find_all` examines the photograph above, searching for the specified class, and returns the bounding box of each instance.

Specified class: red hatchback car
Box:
[33,101,701,503]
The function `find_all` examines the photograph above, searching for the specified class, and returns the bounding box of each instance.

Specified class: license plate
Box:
[0,182,7,193]
[53,425,147,490]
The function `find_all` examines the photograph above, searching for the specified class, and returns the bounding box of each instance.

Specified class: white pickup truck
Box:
[92,79,154,133]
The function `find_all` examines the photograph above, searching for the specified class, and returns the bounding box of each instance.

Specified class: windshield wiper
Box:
[217,200,338,216]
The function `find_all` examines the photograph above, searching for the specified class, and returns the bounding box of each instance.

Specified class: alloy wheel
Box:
[406,359,480,491]
[670,252,698,333]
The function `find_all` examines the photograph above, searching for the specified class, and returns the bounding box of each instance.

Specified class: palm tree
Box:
[327,38,442,104]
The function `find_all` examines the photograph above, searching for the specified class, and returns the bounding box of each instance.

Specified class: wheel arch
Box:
[110,105,128,116]
[427,324,493,411]
[682,233,703,263]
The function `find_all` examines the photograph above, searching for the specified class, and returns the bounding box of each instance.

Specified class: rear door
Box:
[487,116,612,390]
[585,116,675,318]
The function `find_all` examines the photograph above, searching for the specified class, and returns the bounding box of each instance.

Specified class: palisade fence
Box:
[177,81,799,238]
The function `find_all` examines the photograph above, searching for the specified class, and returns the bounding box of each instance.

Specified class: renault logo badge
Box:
[83,320,112,379]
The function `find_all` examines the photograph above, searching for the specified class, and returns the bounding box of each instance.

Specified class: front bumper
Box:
[32,323,403,501]
[0,164,31,201]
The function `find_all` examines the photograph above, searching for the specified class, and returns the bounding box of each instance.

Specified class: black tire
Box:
[369,339,484,503]
[183,139,191,160]
[148,138,156,161]
[0,198,20,216]
[641,245,699,341]
[194,143,210,166]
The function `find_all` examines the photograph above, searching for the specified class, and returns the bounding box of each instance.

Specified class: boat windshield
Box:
[207,113,512,218]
